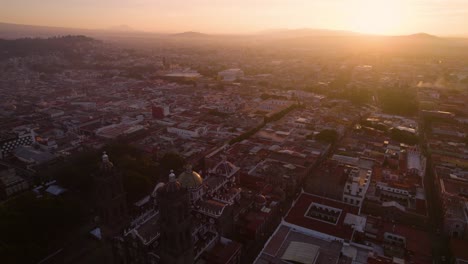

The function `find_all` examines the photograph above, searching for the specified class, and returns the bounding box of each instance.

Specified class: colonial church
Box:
[110,155,243,264]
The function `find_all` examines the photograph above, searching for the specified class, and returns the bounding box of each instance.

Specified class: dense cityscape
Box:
[1,11,468,264]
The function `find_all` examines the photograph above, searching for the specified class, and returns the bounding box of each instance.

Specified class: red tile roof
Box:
[376,219,432,263]
[204,239,242,264]
[284,192,358,241]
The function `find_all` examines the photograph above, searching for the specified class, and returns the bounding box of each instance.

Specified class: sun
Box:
[348,0,404,35]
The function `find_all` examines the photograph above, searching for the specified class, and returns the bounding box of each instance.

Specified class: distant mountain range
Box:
[257,28,362,38]
[106,24,136,32]
[405,32,439,39]
[0,22,451,39]
[2,22,468,57]
[2,22,468,56]
[171,31,209,38]
[0,22,91,38]
[0,22,156,39]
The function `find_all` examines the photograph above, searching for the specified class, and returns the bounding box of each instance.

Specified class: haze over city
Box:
[1,1,468,264]
[2,0,468,35]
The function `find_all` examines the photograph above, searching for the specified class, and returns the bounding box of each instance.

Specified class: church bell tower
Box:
[157,170,194,264]
[94,152,128,235]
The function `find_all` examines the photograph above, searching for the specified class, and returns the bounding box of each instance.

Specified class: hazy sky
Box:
[2,0,468,35]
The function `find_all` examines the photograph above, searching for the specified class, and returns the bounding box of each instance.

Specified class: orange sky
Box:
[1,0,468,35]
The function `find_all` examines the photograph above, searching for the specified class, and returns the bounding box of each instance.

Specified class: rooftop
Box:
[202,237,242,264]
[255,225,355,264]
[13,146,56,164]
[284,192,359,241]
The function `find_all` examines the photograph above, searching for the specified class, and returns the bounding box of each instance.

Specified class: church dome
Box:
[178,165,203,188]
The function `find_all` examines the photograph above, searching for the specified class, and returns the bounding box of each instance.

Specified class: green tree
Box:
[390,128,419,145]
[378,85,418,116]
[123,171,153,203]
[315,129,339,144]
[0,193,82,263]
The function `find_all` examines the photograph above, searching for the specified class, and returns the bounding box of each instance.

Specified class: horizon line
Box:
[2,20,468,38]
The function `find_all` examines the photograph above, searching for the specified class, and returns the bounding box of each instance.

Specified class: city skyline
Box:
[1,1,468,263]
[2,0,468,36]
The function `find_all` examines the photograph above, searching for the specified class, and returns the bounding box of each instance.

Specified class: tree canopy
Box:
[42,143,159,205]
[390,128,419,145]
[159,152,186,178]
[378,86,418,116]
[0,192,83,263]
[315,129,339,144]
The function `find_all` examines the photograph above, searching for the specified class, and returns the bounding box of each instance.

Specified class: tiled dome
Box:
[178,165,203,188]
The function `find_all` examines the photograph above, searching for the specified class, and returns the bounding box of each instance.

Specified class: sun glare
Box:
[348,0,404,35]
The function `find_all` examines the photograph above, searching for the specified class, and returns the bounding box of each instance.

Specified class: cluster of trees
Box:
[360,120,390,132]
[39,143,162,206]
[0,35,96,60]
[303,70,423,111]
[378,85,418,116]
[229,124,263,145]
[120,65,158,80]
[328,68,353,90]
[1,36,164,77]
[158,152,186,178]
[360,120,419,145]
[156,75,197,86]
[0,190,83,263]
[229,104,299,144]
[265,104,299,123]
[314,129,339,144]
[304,68,373,106]
[260,93,288,100]
[341,86,373,105]
[389,128,419,145]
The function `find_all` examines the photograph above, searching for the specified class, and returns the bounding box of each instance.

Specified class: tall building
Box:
[94,152,128,236]
[157,170,194,264]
